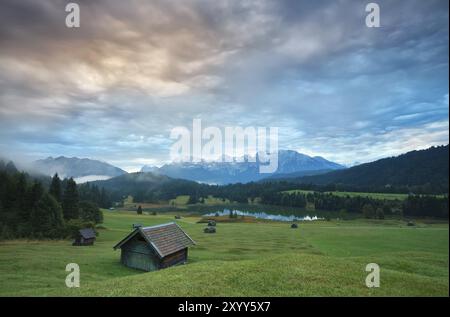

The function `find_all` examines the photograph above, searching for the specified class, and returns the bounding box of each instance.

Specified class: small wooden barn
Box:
[72,228,96,246]
[113,222,196,272]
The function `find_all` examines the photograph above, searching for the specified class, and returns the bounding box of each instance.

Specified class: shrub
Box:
[375,208,385,219]
[338,209,348,220]
[208,220,216,227]
[65,219,96,239]
[362,204,376,219]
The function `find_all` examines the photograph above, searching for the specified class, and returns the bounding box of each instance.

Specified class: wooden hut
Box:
[72,228,96,246]
[113,222,196,272]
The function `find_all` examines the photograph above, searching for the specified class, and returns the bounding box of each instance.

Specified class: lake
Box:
[203,208,323,222]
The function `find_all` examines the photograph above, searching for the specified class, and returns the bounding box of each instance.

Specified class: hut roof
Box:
[79,228,96,239]
[113,222,195,258]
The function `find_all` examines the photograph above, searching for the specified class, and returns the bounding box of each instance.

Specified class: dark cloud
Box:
[0,0,448,170]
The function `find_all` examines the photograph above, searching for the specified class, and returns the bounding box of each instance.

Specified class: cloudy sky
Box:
[0,0,448,172]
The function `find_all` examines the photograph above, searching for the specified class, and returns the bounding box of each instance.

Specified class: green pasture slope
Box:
[0,211,448,296]
[169,195,232,206]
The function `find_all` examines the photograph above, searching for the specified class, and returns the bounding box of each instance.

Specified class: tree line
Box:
[262,190,448,219]
[0,161,105,239]
[180,184,448,219]
[76,161,449,219]
[120,174,448,219]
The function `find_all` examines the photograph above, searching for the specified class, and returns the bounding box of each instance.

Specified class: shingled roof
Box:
[113,222,195,258]
[79,228,96,239]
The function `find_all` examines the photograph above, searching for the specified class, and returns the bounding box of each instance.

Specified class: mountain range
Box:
[140,150,345,184]
[24,145,449,194]
[31,156,127,182]
[88,145,449,204]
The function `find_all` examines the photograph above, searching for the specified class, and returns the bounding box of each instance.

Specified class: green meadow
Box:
[169,195,232,206]
[0,211,448,296]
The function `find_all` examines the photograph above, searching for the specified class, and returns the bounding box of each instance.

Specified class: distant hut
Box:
[113,222,195,272]
[204,226,216,233]
[72,228,96,246]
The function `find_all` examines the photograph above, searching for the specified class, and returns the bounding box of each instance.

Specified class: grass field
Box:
[0,211,448,296]
[169,195,232,206]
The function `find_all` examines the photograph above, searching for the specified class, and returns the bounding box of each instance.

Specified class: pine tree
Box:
[92,185,100,205]
[62,178,79,220]
[16,173,29,222]
[25,181,44,212]
[79,201,103,224]
[187,194,198,204]
[49,173,62,202]
[100,187,110,208]
[30,193,65,238]
[5,161,18,174]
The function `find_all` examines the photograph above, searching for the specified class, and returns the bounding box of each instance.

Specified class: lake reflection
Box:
[204,209,323,222]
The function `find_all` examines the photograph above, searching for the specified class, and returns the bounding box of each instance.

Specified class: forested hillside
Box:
[293,145,449,194]
[0,160,106,239]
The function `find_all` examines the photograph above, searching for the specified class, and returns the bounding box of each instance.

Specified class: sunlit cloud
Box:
[0,0,448,171]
